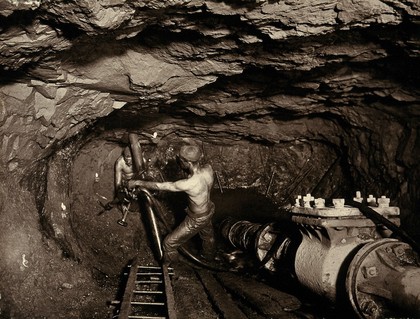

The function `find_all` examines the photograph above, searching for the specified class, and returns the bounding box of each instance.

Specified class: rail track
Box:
[113,259,176,319]
[111,187,304,319]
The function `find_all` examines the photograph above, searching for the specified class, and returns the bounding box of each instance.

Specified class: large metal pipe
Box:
[128,133,146,175]
[220,216,420,318]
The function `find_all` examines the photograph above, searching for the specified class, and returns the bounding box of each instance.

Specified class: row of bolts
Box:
[295,191,391,209]
[216,168,391,210]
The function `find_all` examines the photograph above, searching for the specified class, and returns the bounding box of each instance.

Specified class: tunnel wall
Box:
[0,1,419,317]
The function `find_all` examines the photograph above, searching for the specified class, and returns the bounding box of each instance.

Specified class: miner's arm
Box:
[128,179,191,192]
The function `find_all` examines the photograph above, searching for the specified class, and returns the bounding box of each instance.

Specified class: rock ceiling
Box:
[0,0,419,191]
[0,2,419,317]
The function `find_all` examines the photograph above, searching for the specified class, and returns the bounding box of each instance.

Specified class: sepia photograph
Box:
[0,0,419,318]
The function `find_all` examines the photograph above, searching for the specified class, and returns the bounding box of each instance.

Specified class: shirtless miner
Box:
[128,144,216,264]
[103,146,136,214]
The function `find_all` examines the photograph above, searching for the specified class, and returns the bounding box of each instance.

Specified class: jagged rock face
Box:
[0,0,418,179]
[0,0,419,318]
[0,0,418,205]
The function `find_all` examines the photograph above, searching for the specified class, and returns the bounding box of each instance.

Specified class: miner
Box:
[128,144,216,264]
[104,146,136,213]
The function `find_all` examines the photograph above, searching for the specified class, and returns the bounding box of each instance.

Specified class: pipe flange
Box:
[346,238,420,319]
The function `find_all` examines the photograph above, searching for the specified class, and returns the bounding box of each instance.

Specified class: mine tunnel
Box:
[0,1,420,319]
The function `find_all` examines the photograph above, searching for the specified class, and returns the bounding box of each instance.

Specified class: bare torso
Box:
[115,156,134,189]
[128,163,214,215]
[184,164,214,215]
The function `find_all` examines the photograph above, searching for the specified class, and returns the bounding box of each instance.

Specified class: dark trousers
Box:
[163,202,216,259]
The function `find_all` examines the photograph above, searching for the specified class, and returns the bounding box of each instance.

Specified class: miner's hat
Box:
[179,145,202,162]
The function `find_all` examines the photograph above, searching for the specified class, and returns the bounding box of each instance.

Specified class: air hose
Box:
[138,188,229,272]
[349,199,420,254]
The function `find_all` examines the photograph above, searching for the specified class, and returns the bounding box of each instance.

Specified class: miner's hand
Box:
[128,180,138,189]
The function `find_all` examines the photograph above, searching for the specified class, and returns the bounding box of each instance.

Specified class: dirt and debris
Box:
[0,176,115,319]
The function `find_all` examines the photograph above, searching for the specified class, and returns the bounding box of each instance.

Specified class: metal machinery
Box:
[220,192,420,319]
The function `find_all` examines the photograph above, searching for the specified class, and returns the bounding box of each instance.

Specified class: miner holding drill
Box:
[103,133,147,225]
[128,144,217,264]
[101,146,138,226]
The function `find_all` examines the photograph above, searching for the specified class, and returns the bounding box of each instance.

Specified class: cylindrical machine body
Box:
[219,201,420,318]
[294,229,362,301]
[290,204,402,304]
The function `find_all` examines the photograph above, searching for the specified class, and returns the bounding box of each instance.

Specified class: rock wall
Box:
[0,0,419,317]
